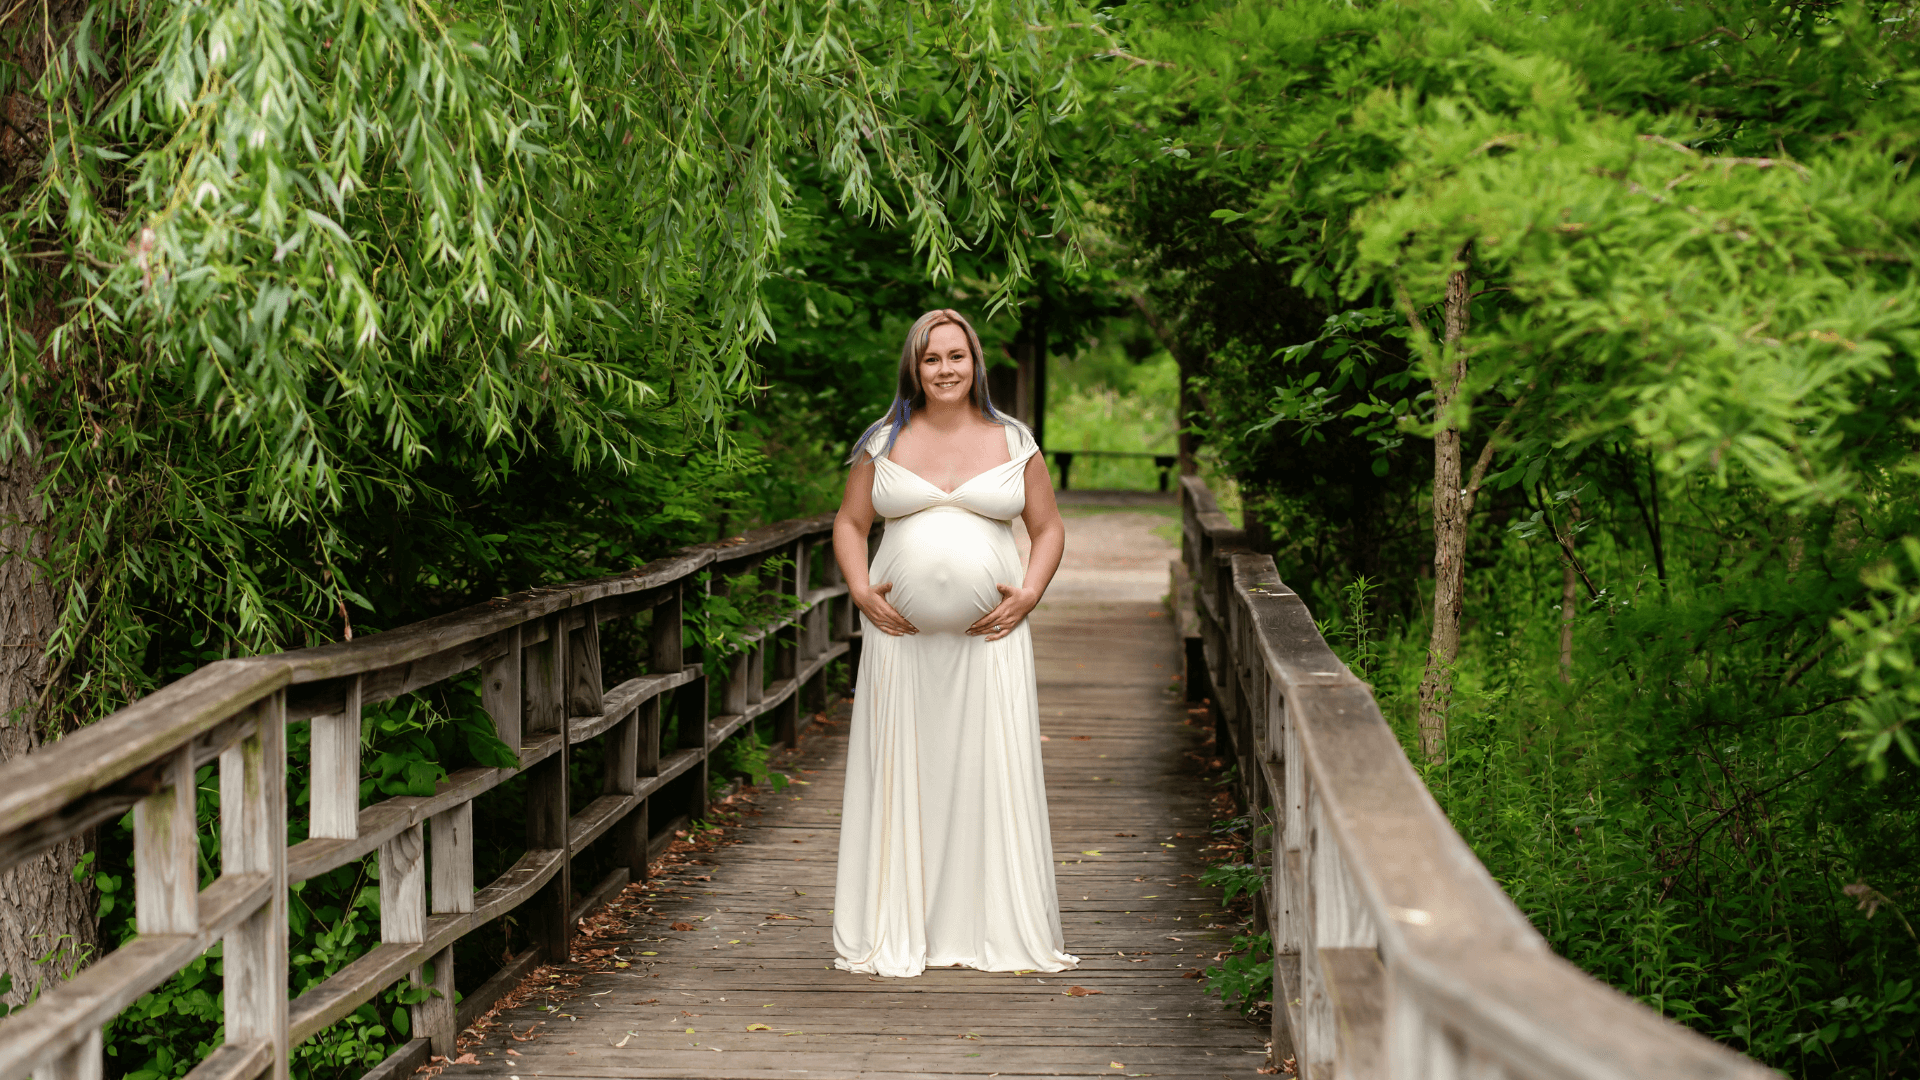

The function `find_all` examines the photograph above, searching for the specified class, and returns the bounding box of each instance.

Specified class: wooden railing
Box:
[0,513,854,1080]
[1174,477,1770,1080]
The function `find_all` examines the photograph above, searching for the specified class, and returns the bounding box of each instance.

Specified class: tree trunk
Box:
[1415,256,1474,761]
[0,441,97,1006]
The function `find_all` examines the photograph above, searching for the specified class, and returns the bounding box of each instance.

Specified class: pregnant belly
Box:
[872,510,1016,634]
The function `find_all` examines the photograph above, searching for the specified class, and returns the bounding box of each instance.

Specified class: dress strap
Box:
[1003,420,1038,466]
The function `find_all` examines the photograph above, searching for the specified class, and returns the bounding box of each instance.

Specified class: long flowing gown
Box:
[832,420,1080,978]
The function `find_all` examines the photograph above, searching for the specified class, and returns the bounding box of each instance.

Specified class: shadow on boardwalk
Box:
[455,501,1270,1079]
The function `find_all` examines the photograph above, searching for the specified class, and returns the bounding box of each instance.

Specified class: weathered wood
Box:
[31,1027,102,1080]
[526,609,572,963]
[309,674,361,840]
[567,602,605,718]
[134,747,198,935]
[650,582,684,674]
[352,1039,430,1080]
[430,802,474,915]
[413,947,458,1057]
[179,1040,269,1080]
[219,695,289,1080]
[380,823,427,945]
[481,626,522,762]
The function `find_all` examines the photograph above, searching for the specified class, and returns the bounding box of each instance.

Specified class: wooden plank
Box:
[430,802,474,915]
[568,794,638,856]
[219,695,289,1080]
[380,823,427,945]
[1321,947,1384,1080]
[482,626,522,763]
[568,602,605,718]
[414,946,458,1057]
[352,1039,430,1080]
[309,675,361,840]
[134,747,198,935]
[178,1040,269,1080]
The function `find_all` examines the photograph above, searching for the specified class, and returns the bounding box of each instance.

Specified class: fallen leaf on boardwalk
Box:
[684,1027,695,1034]
[505,1049,521,1057]
[614,961,630,968]
[1110,1062,1125,1069]
[1181,970,1202,979]
[1080,850,1103,856]
[640,951,659,956]
[1071,735,1092,741]
[727,939,741,944]
[781,1030,805,1036]
[670,922,695,931]
[1065,986,1103,997]
[450,1054,478,1065]
[612,1034,632,1048]
[746,1023,772,1031]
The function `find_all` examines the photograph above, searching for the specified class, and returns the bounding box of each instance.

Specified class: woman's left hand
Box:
[967,583,1041,641]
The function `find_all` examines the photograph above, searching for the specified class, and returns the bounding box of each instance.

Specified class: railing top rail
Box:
[0,511,836,860]
[1179,478,1768,1080]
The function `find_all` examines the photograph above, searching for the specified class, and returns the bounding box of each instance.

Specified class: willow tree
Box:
[0,0,1094,1004]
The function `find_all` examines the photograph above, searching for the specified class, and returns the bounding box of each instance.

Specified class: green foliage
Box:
[685,558,807,662]
[1202,930,1273,1015]
[1196,862,1263,909]
[714,725,790,796]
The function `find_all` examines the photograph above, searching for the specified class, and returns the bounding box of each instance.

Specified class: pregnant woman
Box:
[830,309,1079,978]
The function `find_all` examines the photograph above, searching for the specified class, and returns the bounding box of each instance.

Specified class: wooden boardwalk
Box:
[455,502,1269,1079]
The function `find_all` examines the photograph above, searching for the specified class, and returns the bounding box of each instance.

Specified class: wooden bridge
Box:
[0,480,1771,1080]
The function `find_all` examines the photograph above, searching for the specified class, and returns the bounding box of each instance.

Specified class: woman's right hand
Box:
[853,582,917,636]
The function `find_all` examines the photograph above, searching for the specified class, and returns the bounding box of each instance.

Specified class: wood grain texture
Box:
[380,824,427,945]
[134,748,198,935]
[430,803,474,916]
[309,675,361,840]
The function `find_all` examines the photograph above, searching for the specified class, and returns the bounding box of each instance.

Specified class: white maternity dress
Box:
[832,420,1079,978]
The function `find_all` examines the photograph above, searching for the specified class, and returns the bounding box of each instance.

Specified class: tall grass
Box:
[1041,345,1178,491]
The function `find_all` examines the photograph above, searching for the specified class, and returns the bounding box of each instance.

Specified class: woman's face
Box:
[919,323,974,407]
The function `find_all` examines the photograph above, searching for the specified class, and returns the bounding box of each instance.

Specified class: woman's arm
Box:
[833,455,917,636]
[967,453,1065,641]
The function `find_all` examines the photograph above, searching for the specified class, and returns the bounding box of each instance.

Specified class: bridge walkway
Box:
[454,500,1271,1079]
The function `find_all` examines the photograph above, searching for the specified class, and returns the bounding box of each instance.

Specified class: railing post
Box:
[309,674,362,840]
[524,612,572,964]
[484,626,524,762]
[135,746,197,936]
[220,691,289,1080]
[419,802,472,1057]
[607,699,648,880]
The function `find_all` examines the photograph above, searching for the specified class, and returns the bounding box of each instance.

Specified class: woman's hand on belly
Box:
[966,583,1040,642]
[853,581,918,636]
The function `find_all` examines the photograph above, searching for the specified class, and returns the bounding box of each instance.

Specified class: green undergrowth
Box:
[1311,506,1920,1077]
